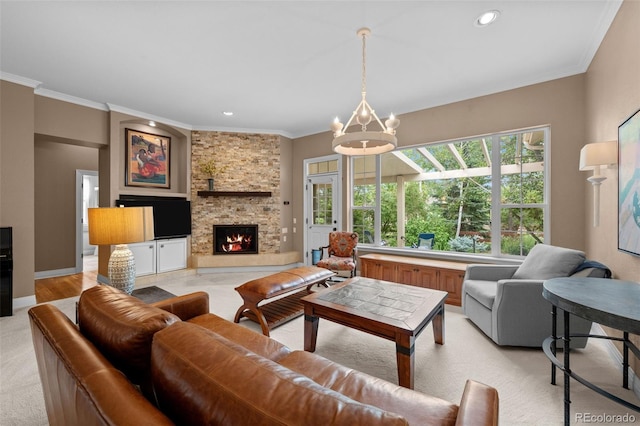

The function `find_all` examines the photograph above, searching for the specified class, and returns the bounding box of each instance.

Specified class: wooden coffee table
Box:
[301,276,447,389]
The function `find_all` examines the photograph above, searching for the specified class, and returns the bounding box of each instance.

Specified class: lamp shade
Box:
[579,141,617,171]
[88,207,154,245]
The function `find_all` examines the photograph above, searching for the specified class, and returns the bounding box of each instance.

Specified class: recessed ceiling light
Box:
[149,120,156,127]
[475,10,500,27]
[222,111,234,116]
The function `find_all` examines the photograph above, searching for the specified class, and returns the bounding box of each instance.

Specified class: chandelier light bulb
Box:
[357,107,372,126]
[385,114,400,132]
[331,117,344,135]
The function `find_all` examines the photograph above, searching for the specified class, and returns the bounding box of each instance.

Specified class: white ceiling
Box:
[0,1,622,139]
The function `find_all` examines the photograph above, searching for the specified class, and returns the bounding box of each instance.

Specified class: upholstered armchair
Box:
[462,244,611,348]
[316,232,359,278]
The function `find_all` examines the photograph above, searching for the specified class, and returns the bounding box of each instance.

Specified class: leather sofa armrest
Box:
[151,291,210,320]
[464,264,519,281]
[455,379,499,426]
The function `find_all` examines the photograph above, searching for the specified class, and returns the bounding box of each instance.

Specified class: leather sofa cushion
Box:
[188,312,291,361]
[78,285,180,385]
[278,350,459,426]
[151,322,409,425]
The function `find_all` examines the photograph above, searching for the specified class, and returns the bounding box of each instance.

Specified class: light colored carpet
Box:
[1,271,639,425]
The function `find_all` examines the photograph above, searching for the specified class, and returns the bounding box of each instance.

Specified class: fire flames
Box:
[221,233,253,252]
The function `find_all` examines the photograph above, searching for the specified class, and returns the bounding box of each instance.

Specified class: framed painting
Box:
[125,128,170,188]
[618,108,640,256]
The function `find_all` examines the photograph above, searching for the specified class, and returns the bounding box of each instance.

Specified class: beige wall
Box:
[585,0,640,280]
[34,139,98,271]
[280,135,294,252]
[292,74,588,254]
[584,0,640,370]
[35,96,109,146]
[0,81,35,298]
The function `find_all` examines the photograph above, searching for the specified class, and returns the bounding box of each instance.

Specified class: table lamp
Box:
[88,206,154,294]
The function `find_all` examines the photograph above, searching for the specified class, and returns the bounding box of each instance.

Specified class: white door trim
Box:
[75,170,98,273]
[303,155,342,265]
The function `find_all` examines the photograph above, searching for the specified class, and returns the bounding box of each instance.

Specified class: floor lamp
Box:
[88,206,154,294]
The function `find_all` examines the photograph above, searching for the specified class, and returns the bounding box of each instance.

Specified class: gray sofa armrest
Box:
[464,264,519,281]
[492,279,551,345]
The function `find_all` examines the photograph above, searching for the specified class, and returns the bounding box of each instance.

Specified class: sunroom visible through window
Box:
[351,127,548,257]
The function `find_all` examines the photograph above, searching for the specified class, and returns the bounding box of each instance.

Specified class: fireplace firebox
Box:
[213,224,258,255]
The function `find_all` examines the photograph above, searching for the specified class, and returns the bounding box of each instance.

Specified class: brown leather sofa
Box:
[29,285,499,425]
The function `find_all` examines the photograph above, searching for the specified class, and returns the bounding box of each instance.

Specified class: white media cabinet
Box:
[129,237,187,277]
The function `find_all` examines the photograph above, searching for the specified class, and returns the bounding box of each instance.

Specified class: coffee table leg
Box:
[396,334,415,389]
[304,314,319,352]
[432,304,445,345]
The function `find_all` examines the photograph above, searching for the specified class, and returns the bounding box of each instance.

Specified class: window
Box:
[350,127,548,257]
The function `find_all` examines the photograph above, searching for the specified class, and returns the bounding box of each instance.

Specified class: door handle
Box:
[333,228,337,231]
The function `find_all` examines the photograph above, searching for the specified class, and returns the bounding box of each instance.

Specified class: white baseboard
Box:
[35,268,76,280]
[13,295,37,309]
[197,262,304,274]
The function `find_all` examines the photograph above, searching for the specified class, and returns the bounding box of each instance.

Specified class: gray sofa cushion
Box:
[463,280,498,309]
[512,244,585,280]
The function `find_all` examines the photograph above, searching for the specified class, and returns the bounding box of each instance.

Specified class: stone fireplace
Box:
[190,130,300,269]
[213,224,258,255]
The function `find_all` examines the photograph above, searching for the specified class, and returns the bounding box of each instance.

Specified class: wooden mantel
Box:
[197,191,272,197]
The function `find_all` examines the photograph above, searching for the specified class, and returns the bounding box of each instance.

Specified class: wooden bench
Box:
[233,266,335,336]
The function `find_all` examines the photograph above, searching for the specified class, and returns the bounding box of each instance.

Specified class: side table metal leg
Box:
[624,331,630,389]
[551,305,557,385]
[563,310,571,426]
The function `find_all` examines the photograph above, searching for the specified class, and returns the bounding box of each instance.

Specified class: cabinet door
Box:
[361,259,396,282]
[396,263,417,285]
[361,258,376,278]
[129,242,156,276]
[157,238,187,273]
[439,269,464,306]
[414,267,438,289]
[377,261,397,282]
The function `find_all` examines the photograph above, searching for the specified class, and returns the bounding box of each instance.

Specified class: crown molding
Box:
[106,104,193,131]
[192,125,292,139]
[577,0,623,72]
[36,88,109,111]
[0,72,41,88]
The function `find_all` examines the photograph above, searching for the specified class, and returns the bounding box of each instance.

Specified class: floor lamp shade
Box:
[88,207,154,293]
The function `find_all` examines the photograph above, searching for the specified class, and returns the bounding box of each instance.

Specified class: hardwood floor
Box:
[34,256,99,304]
[34,271,98,304]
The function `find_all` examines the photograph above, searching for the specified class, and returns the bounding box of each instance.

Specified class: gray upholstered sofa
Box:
[462,244,611,348]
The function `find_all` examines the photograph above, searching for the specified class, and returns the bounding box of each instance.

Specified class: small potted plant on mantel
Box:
[199,158,228,191]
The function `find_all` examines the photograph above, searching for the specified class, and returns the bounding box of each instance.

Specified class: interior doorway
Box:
[75,170,98,273]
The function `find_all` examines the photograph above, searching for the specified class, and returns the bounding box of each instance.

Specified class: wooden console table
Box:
[359,254,467,306]
[542,277,640,425]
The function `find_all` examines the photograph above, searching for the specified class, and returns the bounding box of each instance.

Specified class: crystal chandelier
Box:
[331,27,400,156]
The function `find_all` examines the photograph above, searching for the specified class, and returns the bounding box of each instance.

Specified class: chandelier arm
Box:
[363,100,387,132]
[343,99,366,130]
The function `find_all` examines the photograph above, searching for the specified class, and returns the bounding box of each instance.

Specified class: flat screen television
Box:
[115,196,192,239]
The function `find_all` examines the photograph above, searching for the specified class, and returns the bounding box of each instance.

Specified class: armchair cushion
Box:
[462,280,498,310]
[512,244,585,280]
